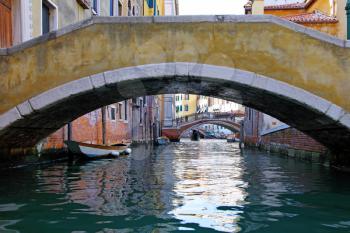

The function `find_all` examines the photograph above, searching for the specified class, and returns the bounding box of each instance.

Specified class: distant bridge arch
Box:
[0,16,349,158]
[179,120,241,139]
[162,113,241,141]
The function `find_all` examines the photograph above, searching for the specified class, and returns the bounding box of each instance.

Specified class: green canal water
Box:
[1,139,350,233]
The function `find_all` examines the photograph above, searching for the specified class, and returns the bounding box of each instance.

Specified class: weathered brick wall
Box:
[261,128,327,153]
[43,128,66,149]
[43,106,133,151]
[244,135,259,146]
[105,119,131,144]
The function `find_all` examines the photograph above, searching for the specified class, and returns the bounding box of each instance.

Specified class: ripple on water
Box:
[0,139,350,232]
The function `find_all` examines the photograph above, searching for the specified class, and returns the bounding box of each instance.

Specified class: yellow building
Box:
[245,0,347,39]
[144,0,165,16]
[175,94,197,119]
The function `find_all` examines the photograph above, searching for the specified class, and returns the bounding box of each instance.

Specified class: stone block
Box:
[237,15,270,23]
[105,63,176,86]
[325,104,347,122]
[251,74,269,90]
[0,108,22,130]
[8,32,56,55]
[188,64,235,81]
[339,113,350,128]
[94,16,153,24]
[346,40,350,48]
[270,16,306,34]
[16,101,34,117]
[153,15,217,23]
[30,77,93,111]
[175,62,190,77]
[233,69,256,86]
[90,73,106,89]
[56,18,93,37]
[303,27,345,47]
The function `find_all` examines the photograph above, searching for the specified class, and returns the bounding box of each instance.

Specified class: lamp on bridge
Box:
[346,0,350,39]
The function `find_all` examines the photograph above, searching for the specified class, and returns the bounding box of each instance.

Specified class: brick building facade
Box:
[243,107,327,157]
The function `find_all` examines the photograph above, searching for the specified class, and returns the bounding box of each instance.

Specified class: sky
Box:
[178,0,247,15]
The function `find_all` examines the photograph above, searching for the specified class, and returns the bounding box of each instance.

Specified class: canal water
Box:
[1,139,350,233]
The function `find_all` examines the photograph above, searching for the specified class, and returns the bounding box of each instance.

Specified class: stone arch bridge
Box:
[162,112,241,141]
[0,15,350,162]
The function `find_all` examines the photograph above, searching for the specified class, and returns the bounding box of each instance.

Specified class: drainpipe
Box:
[346,0,350,39]
[67,122,72,141]
[101,107,106,145]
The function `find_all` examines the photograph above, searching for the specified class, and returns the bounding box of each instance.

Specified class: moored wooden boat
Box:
[155,136,170,145]
[227,135,236,143]
[64,141,131,159]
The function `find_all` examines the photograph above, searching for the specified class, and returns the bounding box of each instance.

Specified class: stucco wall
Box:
[1,18,349,115]
[51,0,91,29]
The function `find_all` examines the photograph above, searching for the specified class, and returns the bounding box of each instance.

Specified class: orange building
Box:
[244,0,347,38]
[242,0,348,158]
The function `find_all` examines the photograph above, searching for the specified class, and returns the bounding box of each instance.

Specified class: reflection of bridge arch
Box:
[0,16,350,158]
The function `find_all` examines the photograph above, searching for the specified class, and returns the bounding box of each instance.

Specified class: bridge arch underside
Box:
[1,63,350,156]
[179,121,240,139]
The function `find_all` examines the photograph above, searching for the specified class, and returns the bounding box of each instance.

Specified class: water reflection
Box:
[169,141,247,232]
[0,140,350,232]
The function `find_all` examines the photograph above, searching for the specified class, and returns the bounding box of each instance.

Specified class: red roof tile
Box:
[244,0,316,10]
[264,2,307,10]
[283,11,338,23]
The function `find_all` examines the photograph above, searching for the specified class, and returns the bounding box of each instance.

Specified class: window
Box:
[118,0,122,16]
[185,105,189,111]
[110,0,114,16]
[110,106,116,120]
[92,0,99,15]
[124,100,128,120]
[185,94,189,100]
[146,0,153,8]
[41,1,58,35]
[139,99,143,124]
[118,103,122,119]
[127,0,131,16]
[176,106,179,113]
[42,3,50,34]
[0,0,12,48]
[180,105,182,112]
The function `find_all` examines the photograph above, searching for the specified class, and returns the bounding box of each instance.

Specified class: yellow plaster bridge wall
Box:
[0,15,350,157]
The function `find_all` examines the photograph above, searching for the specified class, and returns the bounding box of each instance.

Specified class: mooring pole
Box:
[101,107,106,145]
[67,122,72,141]
[346,0,350,39]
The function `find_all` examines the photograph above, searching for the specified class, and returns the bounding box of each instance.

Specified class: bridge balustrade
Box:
[170,112,241,128]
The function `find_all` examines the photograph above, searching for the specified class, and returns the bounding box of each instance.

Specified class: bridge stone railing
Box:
[169,112,242,128]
